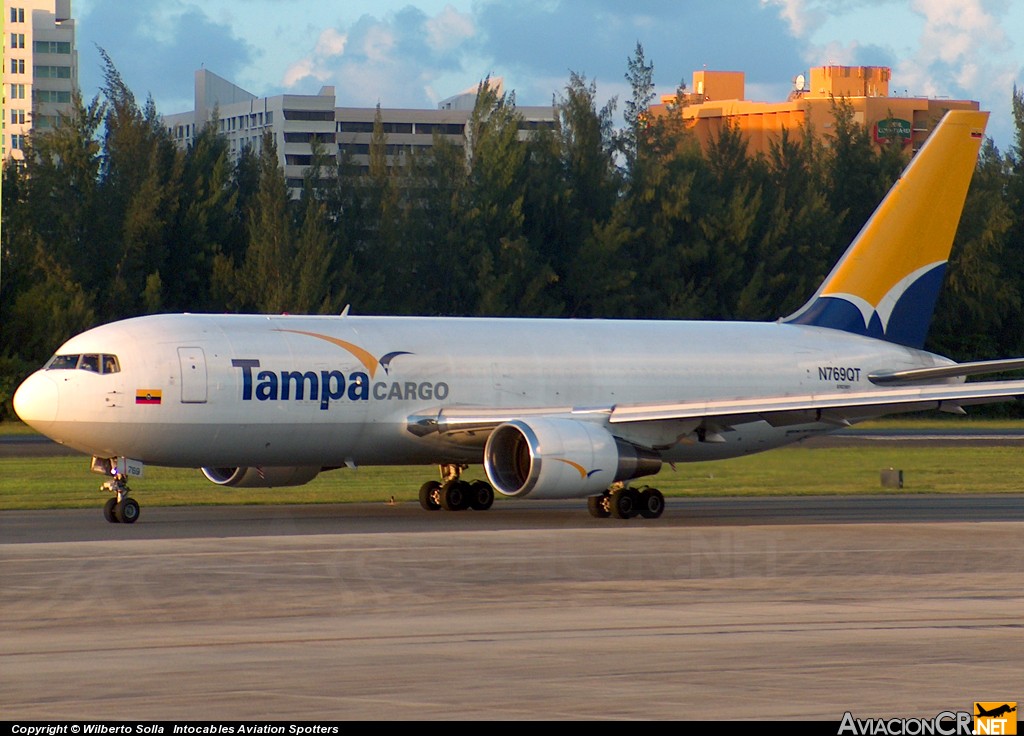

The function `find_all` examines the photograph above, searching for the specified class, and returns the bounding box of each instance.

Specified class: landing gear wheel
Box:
[639,488,665,519]
[103,497,120,524]
[588,494,611,518]
[441,480,470,511]
[610,488,640,519]
[468,480,494,510]
[115,497,140,524]
[419,480,442,511]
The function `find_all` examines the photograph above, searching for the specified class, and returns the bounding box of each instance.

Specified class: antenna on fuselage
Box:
[340,304,351,317]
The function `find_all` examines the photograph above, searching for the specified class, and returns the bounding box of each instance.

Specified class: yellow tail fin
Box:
[785,109,988,348]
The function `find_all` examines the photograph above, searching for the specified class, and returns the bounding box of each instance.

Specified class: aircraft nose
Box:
[13,371,59,429]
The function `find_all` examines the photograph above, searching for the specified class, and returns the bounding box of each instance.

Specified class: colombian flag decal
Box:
[135,389,162,405]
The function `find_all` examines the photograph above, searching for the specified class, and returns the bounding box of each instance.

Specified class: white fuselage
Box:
[14,313,948,469]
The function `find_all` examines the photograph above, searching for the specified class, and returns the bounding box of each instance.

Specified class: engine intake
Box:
[201,466,321,488]
[483,417,661,499]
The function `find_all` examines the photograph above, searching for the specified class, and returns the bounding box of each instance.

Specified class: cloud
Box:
[317,28,348,57]
[280,5,478,106]
[426,4,475,53]
[904,0,1010,89]
[77,1,254,114]
[895,0,1018,149]
[472,0,806,111]
[282,28,348,86]
[279,1,809,111]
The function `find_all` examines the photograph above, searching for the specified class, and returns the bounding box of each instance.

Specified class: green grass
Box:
[853,417,1024,430]
[3,444,1023,510]
[656,445,1024,495]
[4,417,1024,510]
[0,421,45,436]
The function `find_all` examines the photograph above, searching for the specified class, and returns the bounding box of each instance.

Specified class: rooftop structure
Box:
[650,65,980,155]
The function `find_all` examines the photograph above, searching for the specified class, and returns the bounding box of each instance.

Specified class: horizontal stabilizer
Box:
[869,358,1024,384]
[607,380,1024,426]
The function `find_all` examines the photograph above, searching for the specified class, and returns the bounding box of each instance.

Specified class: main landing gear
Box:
[588,486,665,520]
[419,463,495,512]
[101,473,140,524]
[416,465,665,519]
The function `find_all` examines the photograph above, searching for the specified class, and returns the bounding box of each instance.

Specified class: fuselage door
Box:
[178,347,208,403]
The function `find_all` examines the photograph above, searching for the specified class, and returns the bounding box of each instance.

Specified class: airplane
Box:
[976,704,1017,719]
[13,109,1024,524]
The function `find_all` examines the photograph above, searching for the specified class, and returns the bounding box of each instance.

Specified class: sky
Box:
[72,0,1024,152]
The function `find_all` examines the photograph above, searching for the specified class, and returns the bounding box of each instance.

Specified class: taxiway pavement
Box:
[3,499,1022,720]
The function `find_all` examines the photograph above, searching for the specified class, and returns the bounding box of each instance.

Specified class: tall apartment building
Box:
[163,70,556,194]
[650,65,980,155]
[2,0,78,163]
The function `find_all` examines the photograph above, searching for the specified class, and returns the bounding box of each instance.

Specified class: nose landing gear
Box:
[101,473,140,524]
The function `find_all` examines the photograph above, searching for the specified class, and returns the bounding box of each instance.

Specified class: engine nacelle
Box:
[483,417,662,499]
[201,466,321,488]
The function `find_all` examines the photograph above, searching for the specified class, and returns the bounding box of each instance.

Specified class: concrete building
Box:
[337,78,556,175]
[650,65,980,155]
[2,0,78,163]
[163,70,556,194]
[163,70,337,191]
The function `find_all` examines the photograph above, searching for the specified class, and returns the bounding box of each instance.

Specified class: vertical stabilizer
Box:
[784,109,988,348]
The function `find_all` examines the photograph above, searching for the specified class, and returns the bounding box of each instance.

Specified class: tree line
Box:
[3,48,1024,420]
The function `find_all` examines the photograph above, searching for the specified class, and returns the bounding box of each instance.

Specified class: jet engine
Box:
[483,417,661,499]
[201,466,321,488]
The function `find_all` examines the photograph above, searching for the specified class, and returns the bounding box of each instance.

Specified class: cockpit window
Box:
[47,354,79,370]
[46,353,120,373]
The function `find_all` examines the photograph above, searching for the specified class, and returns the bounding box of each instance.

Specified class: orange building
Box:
[651,65,981,155]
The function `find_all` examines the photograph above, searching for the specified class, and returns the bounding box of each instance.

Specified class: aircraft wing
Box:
[409,378,1024,448]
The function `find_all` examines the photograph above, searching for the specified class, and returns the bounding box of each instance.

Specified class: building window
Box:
[11,59,25,74]
[283,132,336,143]
[11,33,25,49]
[11,7,25,23]
[338,121,375,133]
[34,65,72,79]
[11,134,25,150]
[338,143,370,155]
[282,109,333,121]
[11,84,26,100]
[11,109,26,125]
[34,40,72,54]
[415,123,465,135]
[35,89,71,103]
